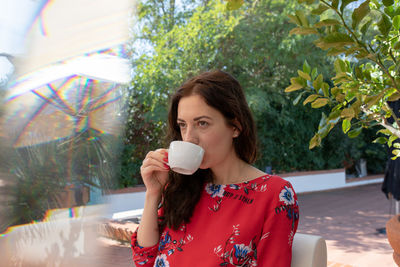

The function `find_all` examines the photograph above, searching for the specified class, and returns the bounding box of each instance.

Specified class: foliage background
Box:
[118,0,387,187]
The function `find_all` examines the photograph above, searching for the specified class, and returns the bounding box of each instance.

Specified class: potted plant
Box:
[283,0,400,264]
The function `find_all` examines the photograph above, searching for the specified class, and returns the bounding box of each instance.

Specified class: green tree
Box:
[120,0,387,187]
[285,0,399,158]
[122,0,242,185]
[215,0,386,173]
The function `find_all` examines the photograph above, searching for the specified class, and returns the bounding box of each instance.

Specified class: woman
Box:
[131,70,299,266]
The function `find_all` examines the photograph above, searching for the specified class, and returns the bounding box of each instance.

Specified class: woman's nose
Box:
[182,125,199,144]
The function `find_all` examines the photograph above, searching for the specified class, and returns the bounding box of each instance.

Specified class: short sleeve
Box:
[254,180,299,266]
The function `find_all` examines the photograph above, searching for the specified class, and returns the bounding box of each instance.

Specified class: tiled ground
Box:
[297,183,396,267]
[97,183,397,267]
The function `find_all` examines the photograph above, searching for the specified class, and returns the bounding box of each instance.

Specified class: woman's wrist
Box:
[145,190,162,206]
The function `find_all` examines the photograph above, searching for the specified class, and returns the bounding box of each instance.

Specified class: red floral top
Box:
[131,175,299,267]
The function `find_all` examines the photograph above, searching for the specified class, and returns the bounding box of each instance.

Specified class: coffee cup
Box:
[168,141,204,175]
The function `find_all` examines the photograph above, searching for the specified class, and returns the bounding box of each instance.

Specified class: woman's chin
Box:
[199,163,208,170]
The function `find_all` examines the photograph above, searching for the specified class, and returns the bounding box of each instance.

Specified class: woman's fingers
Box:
[140,149,170,178]
[142,150,169,169]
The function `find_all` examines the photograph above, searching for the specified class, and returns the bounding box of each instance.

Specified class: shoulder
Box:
[267,175,293,188]
[267,175,296,196]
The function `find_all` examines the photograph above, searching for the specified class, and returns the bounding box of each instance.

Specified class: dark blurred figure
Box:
[383,100,400,211]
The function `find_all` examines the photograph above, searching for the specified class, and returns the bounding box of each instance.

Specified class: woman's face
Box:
[177,94,238,169]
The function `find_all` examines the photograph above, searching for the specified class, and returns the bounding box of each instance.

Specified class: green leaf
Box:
[378,129,392,136]
[311,98,329,108]
[378,13,392,36]
[318,113,328,129]
[341,107,355,118]
[393,15,400,30]
[315,33,354,50]
[328,109,342,120]
[303,60,311,74]
[373,137,388,144]
[383,0,394,7]
[360,20,372,35]
[295,10,309,27]
[285,84,303,92]
[322,83,330,97]
[289,77,307,90]
[226,0,244,11]
[366,94,382,108]
[311,4,330,15]
[388,135,398,147]
[334,58,347,73]
[327,47,347,56]
[336,93,345,102]
[298,70,311,80]
[315,19,341,28]
[354,66,363,79]
[309,134,321,149]
[319,122,334,139]
[293,92,305,105]
[348,127,362,138]
[352,1,370,29]
[342,119,351,133]
[289,27,319,35]
[331,87,340,97]
[394,41,400,50]
[303,94,320,105]
[391,149,400,160]
[311,68,318,80]
[287,14,301,26]
[388,92,400,101]
[313,74,323,90]
[340,0,358,13]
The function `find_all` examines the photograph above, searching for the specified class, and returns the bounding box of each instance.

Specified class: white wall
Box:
[283,170,383,194]
[103,191,146,219]
[103,170,384,220]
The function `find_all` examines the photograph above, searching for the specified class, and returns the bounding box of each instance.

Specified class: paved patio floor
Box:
[297,183,396,267]
[96,182,397,267]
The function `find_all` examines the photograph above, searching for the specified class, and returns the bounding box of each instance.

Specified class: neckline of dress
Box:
[207,174,271,187]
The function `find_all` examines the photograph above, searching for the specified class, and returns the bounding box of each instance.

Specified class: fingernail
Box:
[163,157,168,163]
[164,163,170,169]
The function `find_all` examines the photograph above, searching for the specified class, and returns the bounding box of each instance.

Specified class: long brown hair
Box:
[160,70,258,230]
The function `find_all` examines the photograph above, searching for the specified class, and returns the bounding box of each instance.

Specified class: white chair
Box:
[291,233,327,267]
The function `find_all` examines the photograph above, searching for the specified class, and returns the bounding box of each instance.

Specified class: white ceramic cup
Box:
[168,141,205,175]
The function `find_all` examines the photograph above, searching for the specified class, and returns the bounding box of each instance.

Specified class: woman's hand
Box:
[140,149,170,199]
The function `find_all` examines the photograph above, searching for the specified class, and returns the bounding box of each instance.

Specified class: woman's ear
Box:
[232,119,242,138]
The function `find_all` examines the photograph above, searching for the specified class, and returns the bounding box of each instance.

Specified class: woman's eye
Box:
[198,121,209,127]
[178,122,186,128]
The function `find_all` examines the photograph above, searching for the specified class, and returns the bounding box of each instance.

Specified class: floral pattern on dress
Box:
[206,184,226,212]
[228,176,270,194]
[132,224,193,266]
[206,176,270,212]
[158,225,193,256]
[279,185,295,205]
[275,183,299,230]
[214,224,258,266]
[154,254,170,267]
[206,184,226,198]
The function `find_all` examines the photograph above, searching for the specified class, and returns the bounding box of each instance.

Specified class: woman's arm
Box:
[131,149,170,266]
[255,180,299,266]
[137,192,162,247]
[136,149,169,246]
